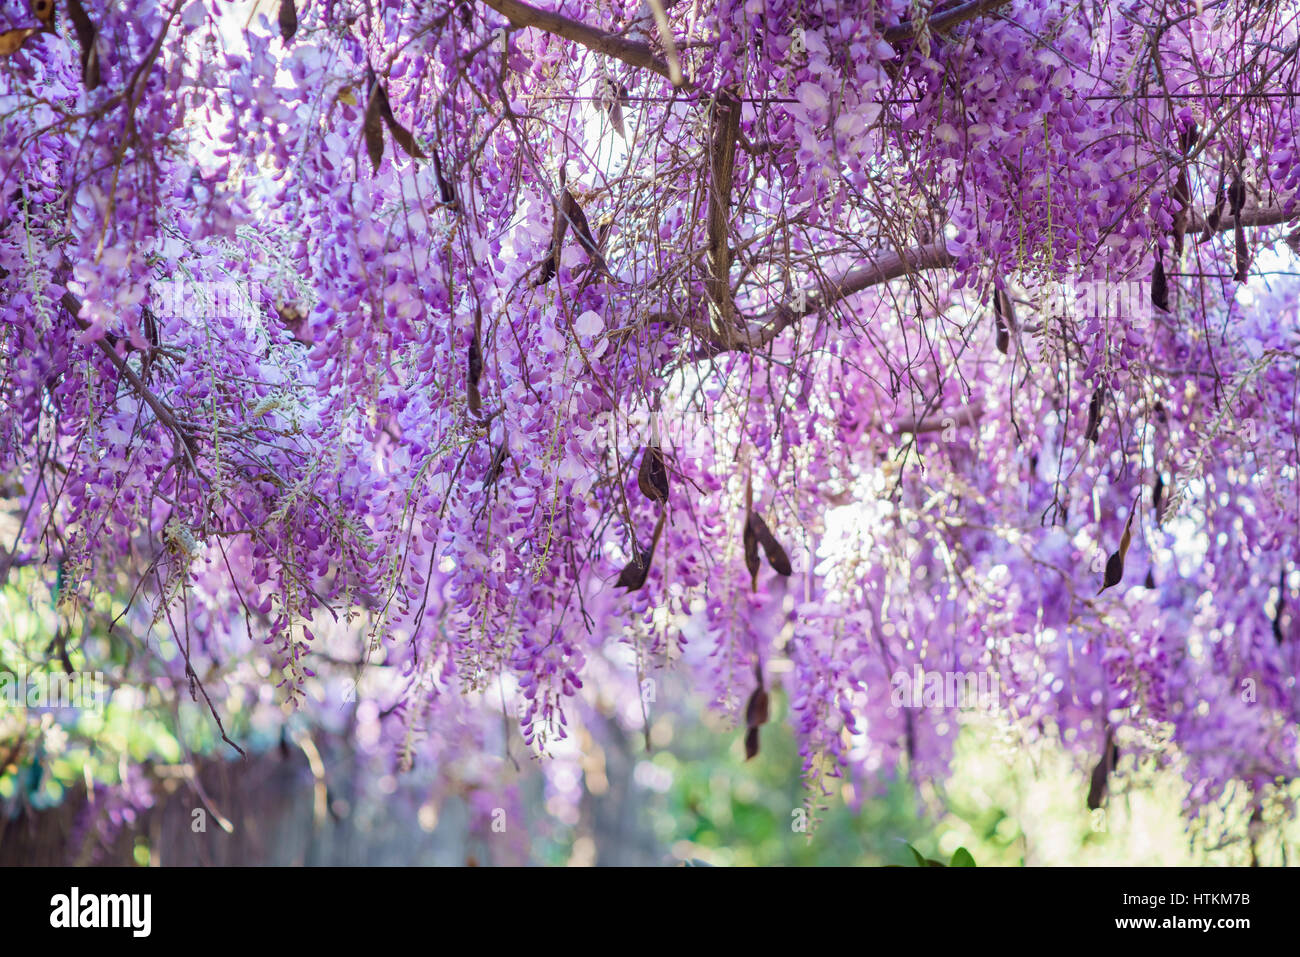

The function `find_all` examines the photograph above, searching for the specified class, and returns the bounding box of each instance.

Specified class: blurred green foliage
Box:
[643,694,1298,866]
[0,567,188,810]
[4,569,1296,866]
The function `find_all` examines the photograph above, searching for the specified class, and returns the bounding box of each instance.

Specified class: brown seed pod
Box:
[637,444,669,503]
[742,512,761,590]
[279,0,298,40]
[467,306,483,416]
[363,82,386,172]
[747,511,792,576]
[1151,256,1169,312]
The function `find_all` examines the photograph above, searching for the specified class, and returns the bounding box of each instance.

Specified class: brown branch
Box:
[883,0,1014,44]
[480,0,683,85]
[1190,201,1299,236]
[715,199,1299,354]
[738,241,957,351]
[706,86,742,348]
[60,292,199,471]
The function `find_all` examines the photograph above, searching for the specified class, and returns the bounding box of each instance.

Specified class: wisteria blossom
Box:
[2,0,1299,844]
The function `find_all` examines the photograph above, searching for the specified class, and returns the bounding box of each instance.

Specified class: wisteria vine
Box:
[2,0,1299,842]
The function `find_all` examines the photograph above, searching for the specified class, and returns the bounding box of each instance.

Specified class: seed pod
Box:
[561,189,612,279]
[31,0,55,28]
[1087,728,1117,810]
[615,545,653,591]
[279,0,298,40]
[747,511,792,576]
[742,513,760,590]
[1234,221,1251,283]
[363,83,386,172]
[1202,182,1225,240]
[1084,387,1104,443]
[1151,256,1169,312]
[0,28,38,57]
[485,439,508,487]
[1101,550,1124,591]
[364,81,424,161]
[1274,568,1288,646]
[1228,171,1246,216]
[534,182,571,286]
[637,444,669,503]
[467,307,483,415]
[1098,505,1136,594]
[1172,167,1190,256]
[616,511,665,592]
[433,153,457,207]
[380,100,425,159]
[992,288,1010,354]
[743,725,760,760]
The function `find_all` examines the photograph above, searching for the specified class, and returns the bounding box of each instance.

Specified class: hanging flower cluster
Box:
[2,0,1299,828]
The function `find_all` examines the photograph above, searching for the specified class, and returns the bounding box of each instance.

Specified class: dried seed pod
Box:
[616,512,665,592]
[31,0,54,28]
[0,27,38,56]
[1098,505,1136,594]
[534,182,571,286]
[561,190,612,279]
[993,288,1010,354]
[1083,387,1104,443]
[432,153,457,207]
[742,513,761,590]
[1274,568,1288,646]
[1228,170,1246,216]
[1086,728,1117,810]
[1152,256,1169,312]
[362,81,425,161]
[279,0,298,40]
[381,104,425,159]
[363,82,386,172]
[637,444,669,503]
[1172,167,1190,256]
[1234,221,1251,283]
[743,725,760,760]
[467,306,483,416]
[747,512,792,576]
[615,545,653,591]
[485,439,508,487]
[1154,256,1175,312]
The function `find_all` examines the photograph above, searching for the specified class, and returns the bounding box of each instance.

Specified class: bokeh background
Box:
[3,567,1293,866]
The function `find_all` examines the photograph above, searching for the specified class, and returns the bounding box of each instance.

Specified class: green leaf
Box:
[950,847,976,867]
[906,843,927,867]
